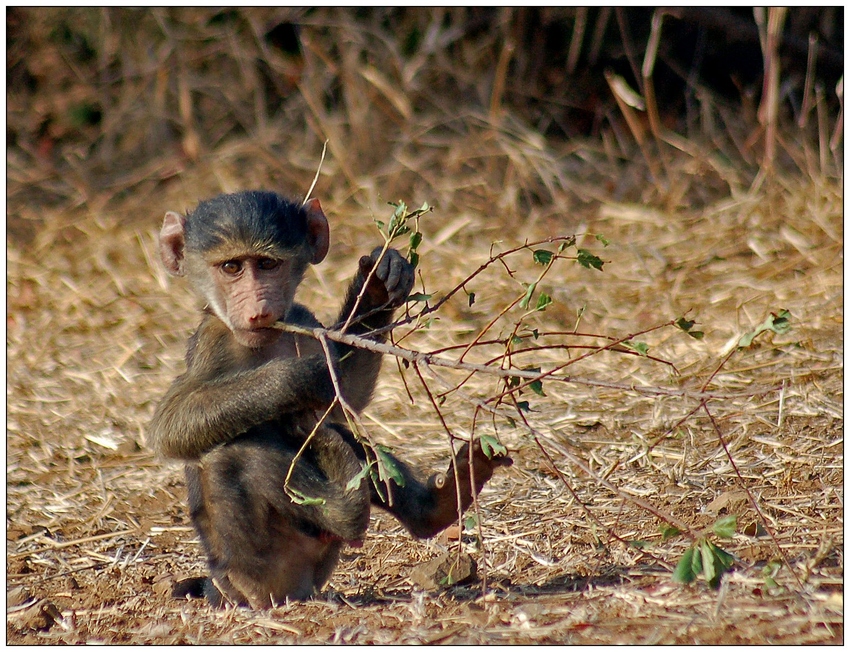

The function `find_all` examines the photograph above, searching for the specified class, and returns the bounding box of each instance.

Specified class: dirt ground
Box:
[6,7,843,645]
[7,170,843,644]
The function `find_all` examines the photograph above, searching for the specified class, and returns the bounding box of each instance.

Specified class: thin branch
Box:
[702,402,806,593]
[302,139,328,204]
[446,367,695,540]
[273,321,776,402]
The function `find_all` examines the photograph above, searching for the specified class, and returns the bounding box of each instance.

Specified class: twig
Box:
[272,321,776,402]
[614,8,642,92]
[489,37,514,122]
[482,319,679,407]
[566,8,588,76]
[303,139,328,204]
[702,402,806,593]
[448,372,697,541]
[798,33,818,129]
[504,391,676,562]
[10,529,137,558]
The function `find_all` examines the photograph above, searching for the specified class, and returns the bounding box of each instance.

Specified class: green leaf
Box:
[407,292,432,303]
[691,543,704,575]
[535,293,553,311]
[480,434,507,458]
[510,334,524,345]
[576,249,605,271]
[629,540,652,549]
[529,379,545,396]
[464,514,478,530]
[557,236,576,252]
[595,234,610,247]
[761,560,781,588]
[672,547,698,583]
[376,446,405,487]
[699,540,716,585]
[531,328,539,339]
[769,309,791,333]
[368,465,387,503]
[507,375,520,389]
[676,317,695,332]
[738,309,792,348]
[660,525,681,541]
[533,249,554,265]
[409,231,423,250]
[408,251,420,269]
[702,540,734,588]
[523,367,545,396]
[286,487,326,506]
[676,317,705,340]
[468,291,476,307]
[519,282,537,309]
[516,400,530,412]
[713,514,738,539]
[737,332,756,348]
[710,541,735,571]
[623,340,649,356]
[346,462,373,491]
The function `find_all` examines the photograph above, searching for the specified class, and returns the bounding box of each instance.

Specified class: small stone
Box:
[153,577,175,597]
[706,490,747,515]
[8,557,32,575]
[117,438,142,454]
[443,525,462,541]
[10,599,63,632]
[7,586,33,607]
[410,552,477,591]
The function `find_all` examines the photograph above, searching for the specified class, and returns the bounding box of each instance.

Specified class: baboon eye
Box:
[221,260,242,275]
[257,257,281,271]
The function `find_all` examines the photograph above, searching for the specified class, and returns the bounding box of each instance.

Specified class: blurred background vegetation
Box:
[7,7,843,243]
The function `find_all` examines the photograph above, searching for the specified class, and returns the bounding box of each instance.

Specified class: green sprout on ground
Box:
[671,515,738,588]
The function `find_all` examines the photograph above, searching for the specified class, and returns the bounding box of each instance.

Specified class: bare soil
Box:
[7,172,842,644]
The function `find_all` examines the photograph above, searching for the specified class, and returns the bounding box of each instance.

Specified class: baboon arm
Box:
[331,426,511,539]
[149,354,334,460]
[377,441,511,538]
[333,249,414,411]
[149,312,338,460]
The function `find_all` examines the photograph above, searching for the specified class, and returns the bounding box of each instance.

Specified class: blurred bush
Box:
[6,7,843,230]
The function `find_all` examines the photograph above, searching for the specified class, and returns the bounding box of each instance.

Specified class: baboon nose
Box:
[248,304,275,328]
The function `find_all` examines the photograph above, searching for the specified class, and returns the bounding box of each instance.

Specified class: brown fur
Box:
[150,191,510,607]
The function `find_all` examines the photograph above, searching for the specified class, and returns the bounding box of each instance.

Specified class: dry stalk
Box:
[754,7,788,173]
[275,321,771,403]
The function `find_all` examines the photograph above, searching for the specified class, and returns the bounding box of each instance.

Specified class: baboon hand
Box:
[359,247,415,309]
[452,439,513,497]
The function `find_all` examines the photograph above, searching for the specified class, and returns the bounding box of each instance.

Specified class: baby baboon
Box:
[149,191,510,608]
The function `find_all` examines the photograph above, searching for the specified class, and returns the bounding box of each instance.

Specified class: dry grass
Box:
[7,7,843,644]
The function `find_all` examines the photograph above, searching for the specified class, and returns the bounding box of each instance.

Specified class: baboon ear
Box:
[160,211,188,276]
[302,198,330,264]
